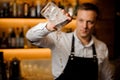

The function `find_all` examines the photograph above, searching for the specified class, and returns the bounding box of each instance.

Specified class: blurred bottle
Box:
[0,31,8,49]
[5,61,10,80]
[23,1,29,17]
[9,1,13,17]
[0,52,4,80]
[9,57,21,80]
[35,0,41,17]
[3,60,8,80]
[19,27,24,48]
[8,28,16,48]
[0,52,7,80]
[0,9,4,17]
[17,2,23,17]
[12,0,17,17]
[16,28,20,48]
[16,27,24,48]
[30,1,36,17]
[2,2,10,17]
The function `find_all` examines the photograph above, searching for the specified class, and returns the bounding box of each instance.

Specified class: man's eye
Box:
[88,21,94,24]
[79,19,83,22]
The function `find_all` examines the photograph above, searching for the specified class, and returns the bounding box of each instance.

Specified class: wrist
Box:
[46,22,57,31]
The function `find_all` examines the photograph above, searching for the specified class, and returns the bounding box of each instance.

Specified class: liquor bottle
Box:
[0,52,7,80]
[23,2,29,17]
[16,28,20,48]
[2,2,10,17]
[30,1,36,17]
[19,27,24,48]
[0,8,4,17]
[2,61,8,80]
[9,57,21,80]
[9,1,13,17]
[0,32,8,48]
[0,52,4,80]
[12,0,17,17]
[35,0,41,17]
[17,3,23,17]
[8,28,16,48]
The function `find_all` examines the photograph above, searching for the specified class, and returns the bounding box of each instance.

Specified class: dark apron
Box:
[55,35,98,80]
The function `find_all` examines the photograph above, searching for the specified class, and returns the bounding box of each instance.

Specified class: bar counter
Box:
[0,48,53,80]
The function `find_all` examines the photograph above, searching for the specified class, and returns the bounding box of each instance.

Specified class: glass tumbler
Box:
[41,2,70,30]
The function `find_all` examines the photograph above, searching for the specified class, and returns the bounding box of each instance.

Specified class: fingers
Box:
[46,9,72,32]
[61,9,72,21]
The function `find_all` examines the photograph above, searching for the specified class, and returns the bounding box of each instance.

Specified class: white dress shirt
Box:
[26,22,113,80]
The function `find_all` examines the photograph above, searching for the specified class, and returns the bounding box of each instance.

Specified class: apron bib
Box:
[55,35,98,80]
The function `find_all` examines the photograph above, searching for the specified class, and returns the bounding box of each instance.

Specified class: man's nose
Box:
[83,22,88,29]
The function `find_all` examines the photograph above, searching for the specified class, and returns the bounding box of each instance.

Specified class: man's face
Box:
[76,10,97,38]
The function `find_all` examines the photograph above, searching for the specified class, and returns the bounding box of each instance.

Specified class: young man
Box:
[26,3,113,80]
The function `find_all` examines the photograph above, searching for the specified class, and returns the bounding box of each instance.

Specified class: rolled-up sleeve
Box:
[25,22,56,48]
[26,22,51,42]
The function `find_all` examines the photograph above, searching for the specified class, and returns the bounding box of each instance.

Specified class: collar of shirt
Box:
[73,30,94,49]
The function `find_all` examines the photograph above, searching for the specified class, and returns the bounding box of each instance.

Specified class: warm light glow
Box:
[0,18,46,28]
[0,48,51,60]
[0,18,76,34]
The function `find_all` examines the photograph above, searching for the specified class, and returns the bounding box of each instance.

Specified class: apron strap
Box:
[92,44,97,58]
[71,35,74,53]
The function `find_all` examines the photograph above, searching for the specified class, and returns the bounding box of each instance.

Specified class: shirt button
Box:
[71,57,74,60]
[61,65,63,68]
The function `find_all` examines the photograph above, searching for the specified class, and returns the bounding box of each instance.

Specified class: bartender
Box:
[26,2,113,80]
